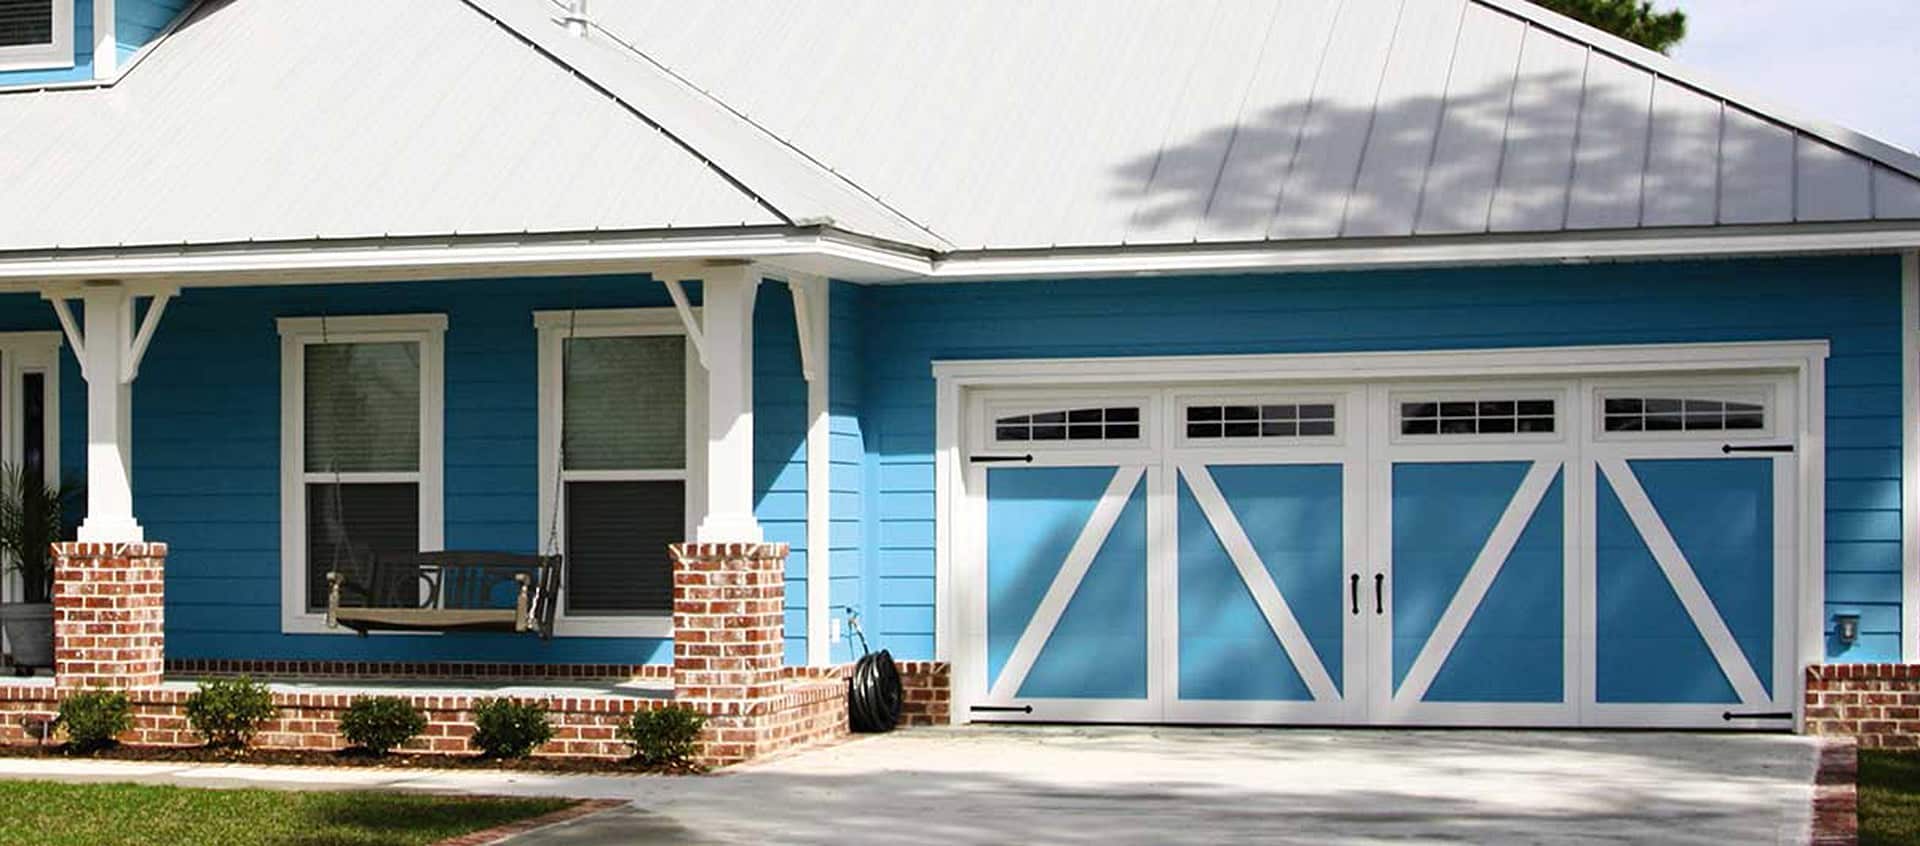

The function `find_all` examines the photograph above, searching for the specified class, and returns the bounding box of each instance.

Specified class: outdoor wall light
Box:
[1834,612,1861,647]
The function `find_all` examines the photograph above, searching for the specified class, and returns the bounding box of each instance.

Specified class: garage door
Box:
[959,374,1799,729]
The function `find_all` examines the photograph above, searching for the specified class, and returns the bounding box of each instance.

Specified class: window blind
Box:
[562,336,685,471]
[304,342,421,473]
[305,482,420,612]
[564,480,683,614]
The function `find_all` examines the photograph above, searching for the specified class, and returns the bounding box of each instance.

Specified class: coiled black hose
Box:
[848,648,903,732]
[843,609,903,733]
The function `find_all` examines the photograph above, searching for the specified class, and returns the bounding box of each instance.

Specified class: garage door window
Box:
[1400,398,1556,436]
[1184,402,1336,439]
[994,407,1141,443]
[1601,396,1765,433]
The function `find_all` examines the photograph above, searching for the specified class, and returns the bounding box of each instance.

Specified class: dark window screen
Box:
[306,482,419,612]
[22,371,43,484]
[0,1,53,48]
[565,480,683,615]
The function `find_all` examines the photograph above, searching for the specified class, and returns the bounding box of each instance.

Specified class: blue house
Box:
[1,0,1918,734]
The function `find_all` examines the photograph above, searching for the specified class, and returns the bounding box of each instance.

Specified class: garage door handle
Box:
[1374,573,1385,615]
[1349,574,1359,615]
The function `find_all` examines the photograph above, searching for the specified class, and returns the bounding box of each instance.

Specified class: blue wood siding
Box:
[115,0,187,61]
[854,255,1906,663]
[828,281,872,663]
[754,282,810,666]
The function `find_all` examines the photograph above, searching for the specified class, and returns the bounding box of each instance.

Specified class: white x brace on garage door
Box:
[933,341,1828,730]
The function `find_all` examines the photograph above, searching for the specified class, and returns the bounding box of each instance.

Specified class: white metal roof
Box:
[0,0,1916,265]
[0,0,786,251]
[584,0,1920,251]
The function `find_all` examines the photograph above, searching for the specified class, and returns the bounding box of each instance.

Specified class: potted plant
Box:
[0,464,76,676]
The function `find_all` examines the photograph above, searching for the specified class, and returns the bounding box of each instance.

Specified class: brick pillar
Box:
[670,542,788,763]
[52,542,166,690]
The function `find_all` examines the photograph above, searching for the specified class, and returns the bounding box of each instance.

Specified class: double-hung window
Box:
[0,0,73,72]
[535,308,700,637]
[278,315,445,633]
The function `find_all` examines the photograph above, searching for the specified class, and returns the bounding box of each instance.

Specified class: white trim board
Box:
[277,313,447,636]
[1904,250,1919,661]
[1,224,1918,290]
[0,331,62,625]
[932,341,1830,386]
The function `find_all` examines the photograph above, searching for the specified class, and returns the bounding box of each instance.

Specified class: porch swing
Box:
[322,311,569,639]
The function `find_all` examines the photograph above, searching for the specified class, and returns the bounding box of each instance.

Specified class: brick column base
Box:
[671,542,848,764]
[52,542,166,690]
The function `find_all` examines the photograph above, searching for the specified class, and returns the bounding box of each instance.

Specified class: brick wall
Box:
[1805,664,1920,748]
[896,661,951,726]
[0,541,853,767]
[670,542,849,764]
[52,543,166,690]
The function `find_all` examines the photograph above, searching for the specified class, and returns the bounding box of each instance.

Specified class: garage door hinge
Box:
[1721,444,1793,454]
[970,454,1035,464]
[970,705,1035,714]
[1722,710,1793,721]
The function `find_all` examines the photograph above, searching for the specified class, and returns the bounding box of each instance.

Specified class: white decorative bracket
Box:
[661,278,710,369]
[40,282,177,385]
[788,275,824,384]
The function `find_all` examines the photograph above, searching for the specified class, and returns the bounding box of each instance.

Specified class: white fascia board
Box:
[1,222,1916,292]
[912,225,1920,282]
[931,340,1830,388]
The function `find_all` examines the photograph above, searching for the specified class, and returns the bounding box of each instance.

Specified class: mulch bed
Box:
[0,743,705,775]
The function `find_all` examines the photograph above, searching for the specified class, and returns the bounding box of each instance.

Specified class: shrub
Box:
[184,677,278,748]
[59,689,133,752]
[619,706,706,766]
[339,696,428,755]
[469,698,552,759]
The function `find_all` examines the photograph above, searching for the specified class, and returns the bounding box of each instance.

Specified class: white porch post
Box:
[78,284,140,542]
[694,263,765,543]
[41,281,174,544]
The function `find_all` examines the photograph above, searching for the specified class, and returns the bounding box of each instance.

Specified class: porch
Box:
[0,262,857,764]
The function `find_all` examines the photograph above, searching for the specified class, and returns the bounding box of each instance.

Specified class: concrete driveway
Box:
[520,726,1819,845]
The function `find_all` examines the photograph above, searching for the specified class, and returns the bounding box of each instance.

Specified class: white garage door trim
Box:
[933,340,1829,728]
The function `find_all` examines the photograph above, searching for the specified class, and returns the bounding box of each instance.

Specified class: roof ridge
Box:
[462,0,951,251]
[1474,0,1920,182]
[576,11,956,250]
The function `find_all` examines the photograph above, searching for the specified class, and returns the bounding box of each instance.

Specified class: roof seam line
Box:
[452,0,797,228]
[579,17,955,249]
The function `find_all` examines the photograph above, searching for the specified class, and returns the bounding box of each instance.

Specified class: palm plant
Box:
[0,463,77,604]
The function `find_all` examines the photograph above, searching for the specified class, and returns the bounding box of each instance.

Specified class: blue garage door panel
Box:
[1425,471,1565,703]
[985,467,1113,686]
[1595,472,1740,704]
[1018,477,1150,699]
[1390,462,1531,692]
[1177,464,1343,701]
[1631,459,1774,697]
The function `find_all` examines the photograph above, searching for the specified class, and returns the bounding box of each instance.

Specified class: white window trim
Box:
[535,307,706,638]
[0,330,61,615]
[0,0,74,72]
[277,314,446,635]
[1171,390,1347,449]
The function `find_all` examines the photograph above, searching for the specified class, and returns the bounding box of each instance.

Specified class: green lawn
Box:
[1861,750,1920,846]
[0,781,573,846]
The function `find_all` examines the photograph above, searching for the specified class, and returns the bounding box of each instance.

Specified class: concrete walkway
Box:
[0,726,1820,845]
